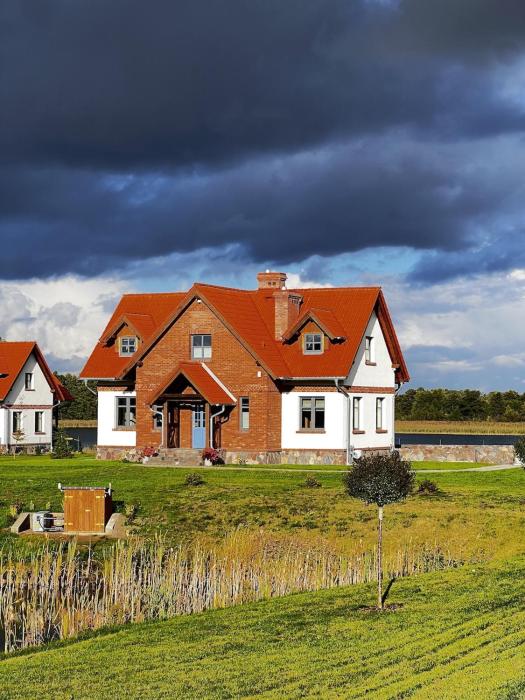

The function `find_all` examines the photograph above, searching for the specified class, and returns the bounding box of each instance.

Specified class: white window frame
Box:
[12,411,23,434]
[376,397,384,430]
[240,397,250,430]
[119,336,137,357]
[115,396,136,428]
[25,372,34,390]
[304,333,323,355]
[191,334,212,360]
[353,397,362,431]
[300,396,325,431]
[365,336,374,364]
[35,410,45,434]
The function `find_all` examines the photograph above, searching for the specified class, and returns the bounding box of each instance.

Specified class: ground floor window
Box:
[376,398,384,430]
[240,397,250,430]
[300,396,325,430]
[116,396,136,428]
[353,397,362,431]
[12,411,22,434]
[35,411,44,434]
[153,404,163,430]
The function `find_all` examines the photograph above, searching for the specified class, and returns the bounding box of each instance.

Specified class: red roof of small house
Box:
[0,342,74,402]
[81,293,186,379]
[147,362,236,406]
[81,282,409,383]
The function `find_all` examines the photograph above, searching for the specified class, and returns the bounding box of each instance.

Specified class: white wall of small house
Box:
[346,312,396,388]
[1,353,54,446]
[348,392,394,452]
[98,390,137,447]
[281,391,348,449]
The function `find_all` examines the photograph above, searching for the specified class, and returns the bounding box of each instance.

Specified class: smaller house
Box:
[0,342,73,453]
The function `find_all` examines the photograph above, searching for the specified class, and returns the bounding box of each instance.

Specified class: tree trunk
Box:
[377,505,383,610]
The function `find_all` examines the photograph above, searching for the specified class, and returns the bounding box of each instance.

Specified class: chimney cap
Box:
[257,271,287,290]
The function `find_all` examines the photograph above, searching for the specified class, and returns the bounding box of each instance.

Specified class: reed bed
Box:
[0,530,462,653]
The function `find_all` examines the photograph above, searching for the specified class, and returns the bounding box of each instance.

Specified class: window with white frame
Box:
[35,411,44,433]
[365,336,374,364]
[353,397,362,431]
[376,398,384,430]
[116,396,136,428]
[25,372,34,390]
[300,396,325,430]
[240,397,250,430]
[12,411,22,433]
[119,336,137,356]
[304,333,323,354]
[191,334,212,359]
[153,404,163,430]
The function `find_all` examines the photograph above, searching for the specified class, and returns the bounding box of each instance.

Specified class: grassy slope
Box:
[1,557,525,699]
[1,457,524,560]
[396,419,525,435]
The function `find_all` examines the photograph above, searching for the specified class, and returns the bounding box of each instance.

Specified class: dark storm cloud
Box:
[2,0,525,279]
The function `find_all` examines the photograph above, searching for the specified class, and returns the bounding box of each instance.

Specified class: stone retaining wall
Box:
[399,444,516,464]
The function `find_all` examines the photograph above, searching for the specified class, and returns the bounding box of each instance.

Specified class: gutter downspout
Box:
[335,379,351,466]
[210,405,226,449]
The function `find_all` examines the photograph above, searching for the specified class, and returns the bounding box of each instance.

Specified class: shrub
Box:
[514,437,525,465]
[417,479,439,495]
[202,447,225,465]
[8,502,22,522]
[303,476,321,488]
[124,503,139,522]
[52,429,73,459]
[185,472,205,486]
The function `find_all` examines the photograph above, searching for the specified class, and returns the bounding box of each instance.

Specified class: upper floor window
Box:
[240,397,250,430]
[376,397,384,430]
[304,333,323,354]
[300,396,325,430]
[25,372,34,390]
[192,334,212,360]
[120,336,137,357]
[116,396,136,428]
[365,336,375,364]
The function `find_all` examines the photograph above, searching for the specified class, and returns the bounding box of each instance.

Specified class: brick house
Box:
[0,342,73,452]
[80,272,409,464]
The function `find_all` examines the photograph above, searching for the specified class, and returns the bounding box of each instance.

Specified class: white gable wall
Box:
[0,353,54,447]
[346,312,396,388]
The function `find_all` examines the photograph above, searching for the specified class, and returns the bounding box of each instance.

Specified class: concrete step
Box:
[148,448,202,466]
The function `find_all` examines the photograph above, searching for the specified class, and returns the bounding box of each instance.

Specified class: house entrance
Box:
[192,405,206,448]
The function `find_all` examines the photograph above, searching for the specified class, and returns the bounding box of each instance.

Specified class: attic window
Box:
[120,336,137,356]
[304,333,323,354]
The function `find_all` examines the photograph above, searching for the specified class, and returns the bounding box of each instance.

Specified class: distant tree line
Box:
[397,388,525,422]
[54,373,97,420]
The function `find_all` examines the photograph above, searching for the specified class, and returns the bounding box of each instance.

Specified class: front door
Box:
[192,405,206,448]
[167,404,180,448]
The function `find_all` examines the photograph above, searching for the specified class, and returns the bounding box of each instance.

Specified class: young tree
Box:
[11,429,25,458]
[343,451,414,610]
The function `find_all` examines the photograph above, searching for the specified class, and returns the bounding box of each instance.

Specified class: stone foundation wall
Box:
[0,443,51,455]
[399,444,516,464]
[97,446,142,462]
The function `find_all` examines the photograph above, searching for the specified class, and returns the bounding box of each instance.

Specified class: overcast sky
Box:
[1,0,525,390]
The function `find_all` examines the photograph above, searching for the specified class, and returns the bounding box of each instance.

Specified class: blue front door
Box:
[192,406,206,448]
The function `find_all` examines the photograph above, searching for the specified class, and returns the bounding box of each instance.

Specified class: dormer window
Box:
[120,336,137,356]
[304,333,323,354]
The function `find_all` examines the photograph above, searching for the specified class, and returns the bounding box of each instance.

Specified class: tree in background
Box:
[54,373,97,421]
[343,451,414,610]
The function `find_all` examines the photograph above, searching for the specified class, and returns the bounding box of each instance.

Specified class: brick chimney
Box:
[257,271,302,340]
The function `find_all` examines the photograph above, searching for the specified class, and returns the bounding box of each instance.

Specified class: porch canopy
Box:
[147,361,236,407]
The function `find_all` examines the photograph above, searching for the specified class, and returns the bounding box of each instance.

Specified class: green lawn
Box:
[1,556,524,699]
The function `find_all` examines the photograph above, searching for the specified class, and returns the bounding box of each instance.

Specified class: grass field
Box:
[1,556,524,699]
[396,419,525,434]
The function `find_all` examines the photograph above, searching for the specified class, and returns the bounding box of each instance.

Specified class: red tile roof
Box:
[80,293,185,379]
[81,283,409,383]
[147,362,236,405]
[0,342,73,402]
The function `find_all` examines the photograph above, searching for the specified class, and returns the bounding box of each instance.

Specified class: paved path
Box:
[145,463,520,474]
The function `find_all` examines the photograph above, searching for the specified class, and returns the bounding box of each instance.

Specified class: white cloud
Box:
[0,275,130,372]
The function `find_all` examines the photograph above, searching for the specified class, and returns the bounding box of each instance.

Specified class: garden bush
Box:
[303,476,321,488]
[417,479,439,495]
[185,472,205,486]
[514,437,525,465]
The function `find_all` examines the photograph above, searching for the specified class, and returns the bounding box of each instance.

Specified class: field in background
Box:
[1,557,524,699]
[58,419,97,428]
[396,419,525,434]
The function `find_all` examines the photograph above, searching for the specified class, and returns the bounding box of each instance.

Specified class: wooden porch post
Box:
[205,402,210,448]
[163,401,168,448]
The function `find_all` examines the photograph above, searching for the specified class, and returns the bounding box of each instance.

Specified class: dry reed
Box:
[0,530,461,653]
